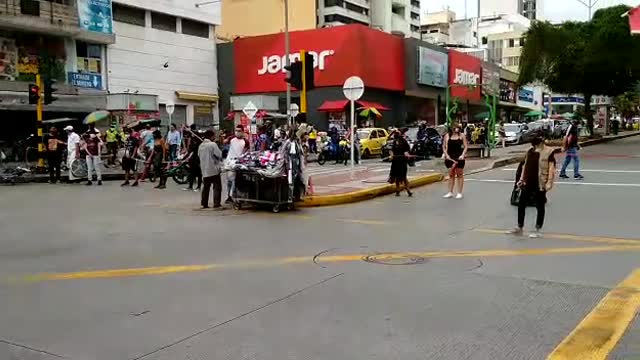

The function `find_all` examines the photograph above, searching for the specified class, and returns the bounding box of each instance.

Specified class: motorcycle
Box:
[165,152,192,185]
[317,139,350,165]
[0,166,33,185]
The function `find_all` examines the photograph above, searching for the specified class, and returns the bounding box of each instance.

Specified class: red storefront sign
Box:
[448,50,482,101]
[234,25,405,94]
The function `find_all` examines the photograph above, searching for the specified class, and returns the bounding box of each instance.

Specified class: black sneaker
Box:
[121,181,130,186]
[559,174,569,179]
[574,174,584,180]
[225,197,233,204]
[86,181,92,186]
[97,180,102,186]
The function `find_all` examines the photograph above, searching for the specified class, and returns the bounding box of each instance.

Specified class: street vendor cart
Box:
[230,138,306,213]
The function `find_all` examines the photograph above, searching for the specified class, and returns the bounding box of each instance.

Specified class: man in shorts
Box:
[121,128,140,186]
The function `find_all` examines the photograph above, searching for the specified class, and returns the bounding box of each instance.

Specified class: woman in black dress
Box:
[443,124,468,199]
[388,132,413,197]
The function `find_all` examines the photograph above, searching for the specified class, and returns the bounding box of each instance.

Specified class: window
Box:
[369,131,378,139]
[504,56,520,67]
[113,3,146,26]
[151,12,177,32]
[345,2,368,15]
[411,25,419,32]
[325,0,344,6]
[411,12,419,20]
[392,5,405,16]
[182,18,209,38]
[411,0,420,7]
[429,29,439,33]
[324,14,367,25]
[482,36,488,45]
[51,0,72,4]
[508,38,515,48]
[520,37,525,46]
[20,0,40,16]
[376,130,386,138]
[76,41,102,74]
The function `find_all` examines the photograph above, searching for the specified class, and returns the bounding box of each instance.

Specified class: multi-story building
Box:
[108,0,221,127]
[217,0,421,40]
[481,0,544,21]
[0,0,114,141]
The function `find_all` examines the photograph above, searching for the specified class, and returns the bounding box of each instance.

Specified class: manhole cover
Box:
[363,253,427,266]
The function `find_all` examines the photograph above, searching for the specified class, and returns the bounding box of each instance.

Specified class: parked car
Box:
[503,123,542,145]
[358,128,389,158]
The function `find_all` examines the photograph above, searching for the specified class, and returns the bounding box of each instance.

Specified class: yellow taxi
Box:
[357,128,389,158]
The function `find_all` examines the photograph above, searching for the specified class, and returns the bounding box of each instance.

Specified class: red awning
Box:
[317,100,349,112]
[356,100,390,111]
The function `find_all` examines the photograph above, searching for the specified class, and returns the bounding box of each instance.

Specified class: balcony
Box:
[323,5,370,24]
[0,0,115,44]
[391,13,409,36]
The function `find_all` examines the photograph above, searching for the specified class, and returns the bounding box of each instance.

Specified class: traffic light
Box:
[43,77,58,105]
[28,83,40,104]
[284,60,302,90]
[302,52,315,90]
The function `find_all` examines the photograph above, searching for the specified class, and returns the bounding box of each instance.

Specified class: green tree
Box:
[613,85,639,121]
[519,5,640,135]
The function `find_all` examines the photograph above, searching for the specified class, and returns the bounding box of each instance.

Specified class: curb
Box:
[298,173,443,207]
[467,131,640,175]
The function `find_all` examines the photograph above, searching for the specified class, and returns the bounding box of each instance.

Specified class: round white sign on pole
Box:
[343,76,364,101]
[290,103,299,118]
[165,101,175,116]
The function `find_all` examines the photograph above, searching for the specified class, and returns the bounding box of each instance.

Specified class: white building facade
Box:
[481,0,544,21]
[108,0,221,127]
[318,0,421,38]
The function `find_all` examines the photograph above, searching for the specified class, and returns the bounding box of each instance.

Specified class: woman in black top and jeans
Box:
[388,132,413,197]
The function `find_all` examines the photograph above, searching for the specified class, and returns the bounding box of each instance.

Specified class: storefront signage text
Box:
[258,50,335,75]
[68,72,103,90]
[448,50,482,100]
[454,69,480,86]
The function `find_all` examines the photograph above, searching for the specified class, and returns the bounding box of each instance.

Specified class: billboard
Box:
[78,0,113,34]
[417,46,447,88]
[448,50,482,101]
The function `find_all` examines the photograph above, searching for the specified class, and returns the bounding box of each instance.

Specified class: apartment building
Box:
[108,0,221,127]
[481,0,544,21]
[217,0,421,40]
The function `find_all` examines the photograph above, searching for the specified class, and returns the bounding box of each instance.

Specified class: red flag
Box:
[628,7,640,34]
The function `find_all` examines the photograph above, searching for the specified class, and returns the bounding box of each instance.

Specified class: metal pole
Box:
[445,86,450,127]
[36,73,45,172]
[284,0,291,127]
[350,100,355,170]
[476,0,480,47]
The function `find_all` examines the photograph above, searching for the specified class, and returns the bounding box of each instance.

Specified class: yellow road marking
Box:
[475,229,640,245]
[547,268,640,360]
[20,245,640,282]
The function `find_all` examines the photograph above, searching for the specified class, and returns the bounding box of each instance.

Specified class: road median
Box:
[298,173,443,207]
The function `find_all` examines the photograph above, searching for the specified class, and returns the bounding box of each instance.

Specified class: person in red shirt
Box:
[83,123,103,185]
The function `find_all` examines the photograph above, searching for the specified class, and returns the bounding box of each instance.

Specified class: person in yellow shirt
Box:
[105,125,123,166]
[308,126,317,154]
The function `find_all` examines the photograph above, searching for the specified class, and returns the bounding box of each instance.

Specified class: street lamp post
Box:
[575,0,600,19]
[284,0,292,127]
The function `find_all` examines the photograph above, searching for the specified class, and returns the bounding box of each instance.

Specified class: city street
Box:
[0,137,639,360]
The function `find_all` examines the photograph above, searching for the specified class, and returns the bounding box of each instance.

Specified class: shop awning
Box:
[357,100,390,111]
[318,100,390,112]
[175,91,219,102]
[318,100,349,112]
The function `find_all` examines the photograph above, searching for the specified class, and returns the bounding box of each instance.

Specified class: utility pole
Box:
[476,0,480,47]
[575,0,600,20]
[284,0,292,127]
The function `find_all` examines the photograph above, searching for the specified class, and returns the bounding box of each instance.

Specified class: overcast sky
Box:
[422,0,638,22]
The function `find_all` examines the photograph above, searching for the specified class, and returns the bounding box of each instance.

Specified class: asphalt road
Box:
[0,137,639,360]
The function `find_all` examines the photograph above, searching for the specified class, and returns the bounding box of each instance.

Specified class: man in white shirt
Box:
[225,125,249,203]
[64,125,80,182]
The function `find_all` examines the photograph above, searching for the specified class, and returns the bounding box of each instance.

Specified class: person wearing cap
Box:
[64,125,81,182]
[44,127,65,184]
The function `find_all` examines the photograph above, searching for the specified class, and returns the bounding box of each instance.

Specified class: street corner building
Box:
[218,24,451,131]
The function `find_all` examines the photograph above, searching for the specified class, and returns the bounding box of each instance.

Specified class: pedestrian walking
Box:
[443,124,468,199]
[559,120,584,180]
[120,128,140,186]
[224,125,249,203]
[151,130,168,189]
[83,124,103,186]
[64,125,80,183]
[509,136,558,238]
[498,122,507,148]
[388,131,413,197]
[199,130,223,209]
[183,125,203,191]
[44,127,65,184]
[167,123,181,161]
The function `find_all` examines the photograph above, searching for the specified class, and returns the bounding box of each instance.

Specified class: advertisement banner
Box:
[481,62,500,96]
[499,79,517,103]
[448,50,482,101]
[0,38,18,81]
[518,88,534,103]
[233,25,405,94]
[68,72,103,90]
[417,46,447,88]
[78,0,113,34]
